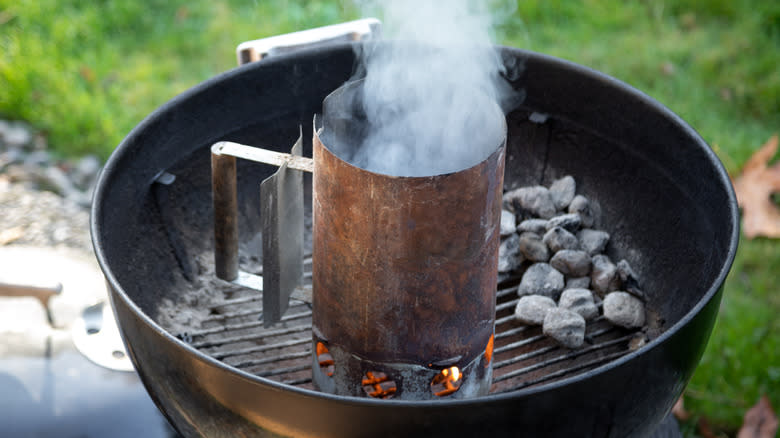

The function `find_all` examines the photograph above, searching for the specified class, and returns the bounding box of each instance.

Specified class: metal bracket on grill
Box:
[211,131,313,327]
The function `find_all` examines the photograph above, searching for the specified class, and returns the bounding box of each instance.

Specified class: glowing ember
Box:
[431,366,462,397]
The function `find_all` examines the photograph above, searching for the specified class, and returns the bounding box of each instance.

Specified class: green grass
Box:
[1,1,778,434]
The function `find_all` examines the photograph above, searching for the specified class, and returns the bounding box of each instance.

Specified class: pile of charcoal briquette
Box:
[499,175,647,349]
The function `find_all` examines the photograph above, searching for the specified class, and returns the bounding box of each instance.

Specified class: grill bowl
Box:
[91,44,738,437]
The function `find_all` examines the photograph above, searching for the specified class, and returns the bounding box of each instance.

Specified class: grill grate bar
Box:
[496,286,517,299]
[495,298,519,313]
[492,326,618,370]
[232,349,311,369]
[211,295,262,308]
[211,337,310,360]
[191,324,311,348]
[283,376,313,386]
[494,350,629,394]
[492,334,634,383]
[494,325,531,340]
[189,309,312,337]
[493,334,547,355]
[255,362,312,378]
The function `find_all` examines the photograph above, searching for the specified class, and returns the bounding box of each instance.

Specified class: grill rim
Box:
[91,43,739,411]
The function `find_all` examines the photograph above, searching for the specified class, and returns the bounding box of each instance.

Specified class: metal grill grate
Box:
[183,259,640,395]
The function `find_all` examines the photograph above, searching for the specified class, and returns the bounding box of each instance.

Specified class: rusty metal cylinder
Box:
[311,83,506,400]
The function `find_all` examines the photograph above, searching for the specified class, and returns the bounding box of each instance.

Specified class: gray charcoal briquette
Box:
[500,209,517,237]
[603,291,646,328]
[514,295,557,325]
[546,213,581,232]
[503,186,557,219]
[549,175,576,210]
[517,262,564,299]
[543,308,586,349]
[577,229,610,256]
[518,232,550,262]
[558,288,599,320]
[591,254,621,295]
[517,218,548,234]
[550,249,592,277]
[543,226,580,252]
[498,234,523,273]
[566,276,591,289]
[569,194,595,228]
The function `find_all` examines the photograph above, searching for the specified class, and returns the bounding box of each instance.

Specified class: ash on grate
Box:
[503,175,648,349]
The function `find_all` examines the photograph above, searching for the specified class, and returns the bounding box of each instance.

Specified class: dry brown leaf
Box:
[737,396,779,438]
[673,395,691,421]
[732,135,780,238]
[0,226,24,246]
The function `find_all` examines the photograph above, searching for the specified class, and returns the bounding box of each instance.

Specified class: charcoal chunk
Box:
[546,213,581,232]
[566,276,591,289]
[543,226,580,252]
[517,263,564,299]
[503,186,557,219]
[558,288,599,320]
[498,234,523,273]
[568,194,594,228]
[500,209,517,237]
[603,291,646,328]
[550,249,591,277]
[514,295,557,325]
[549,175,576,210]
[517,218,548,235]
[577,229,610,256]
[591,254,621,296]
[617,259,646,300]
[543,308,586,349]
[518,232,550,262]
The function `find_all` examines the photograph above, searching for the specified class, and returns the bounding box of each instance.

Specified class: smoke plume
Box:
[333,0,512,176]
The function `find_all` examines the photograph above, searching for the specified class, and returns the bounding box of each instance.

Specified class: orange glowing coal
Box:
[431,366,462,397]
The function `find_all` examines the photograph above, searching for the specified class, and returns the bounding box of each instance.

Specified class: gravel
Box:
[603,291,646,328]
[543,308,586,349]
[514,295,557,325]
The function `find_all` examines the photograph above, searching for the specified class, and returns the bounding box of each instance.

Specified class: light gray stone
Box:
[577,228,610,256]
[568,194,594,228]
[517,218,548,235]
[603,291,646,328]
[71,154,102,190]
[591,254,621,295]
[517,262,564,299]
[546,213,581,232]
[518,232,550,262]
[498,234,523,273]
[503,186,557,219]
[549,175,576,210]
[543,308,586,349]
[558,288,599,320]
[543,226,580,252]
[514,295,557,325]
[550,249,591,277]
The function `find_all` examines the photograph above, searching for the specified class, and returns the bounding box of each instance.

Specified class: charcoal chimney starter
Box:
[311,81,507,399]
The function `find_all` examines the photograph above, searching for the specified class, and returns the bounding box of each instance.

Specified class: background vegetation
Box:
[1,1,777,435]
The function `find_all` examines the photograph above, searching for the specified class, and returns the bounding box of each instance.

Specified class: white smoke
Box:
[341,0,512,176]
